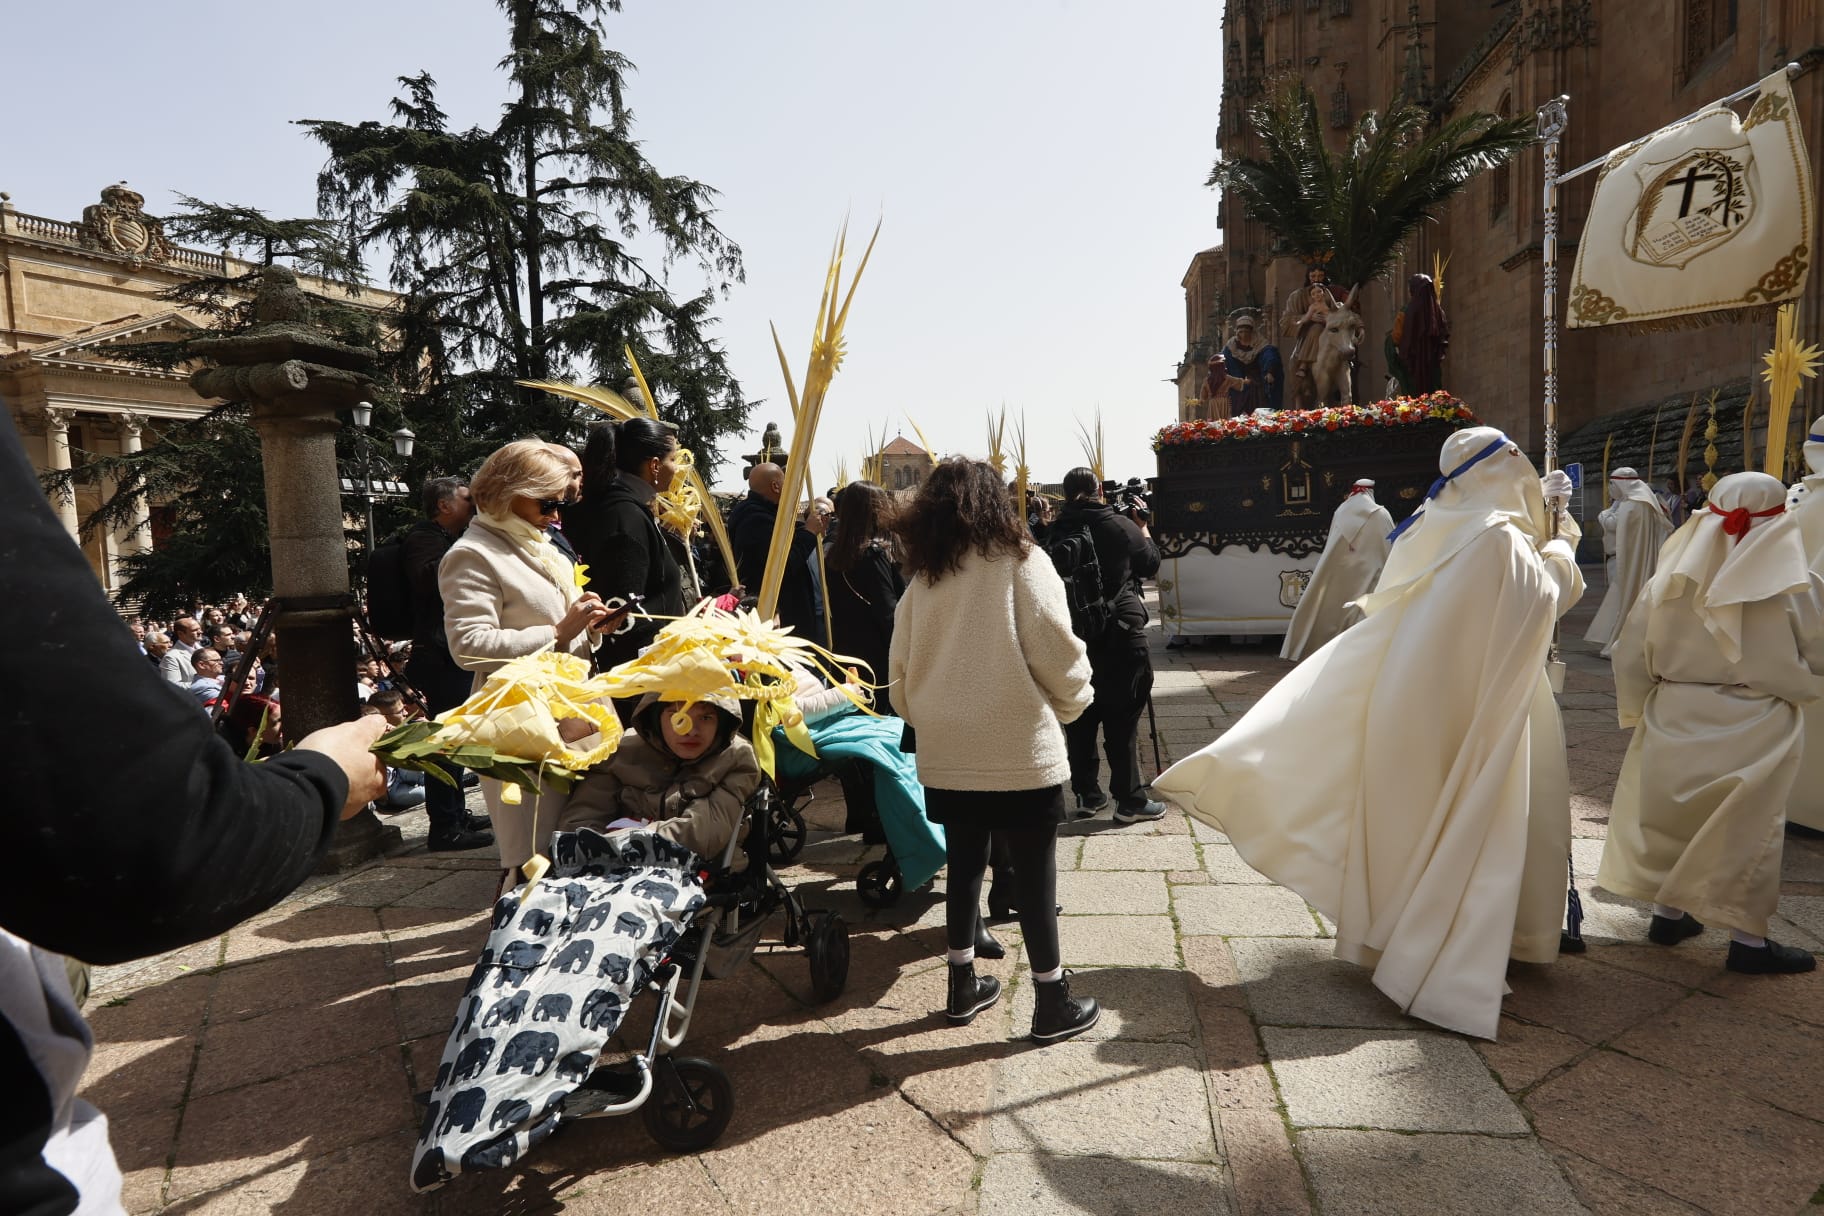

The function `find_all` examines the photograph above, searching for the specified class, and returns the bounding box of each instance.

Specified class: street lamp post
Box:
[342,399,416,553]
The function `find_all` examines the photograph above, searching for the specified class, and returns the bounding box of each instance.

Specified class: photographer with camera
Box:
[1046,468,1165,822]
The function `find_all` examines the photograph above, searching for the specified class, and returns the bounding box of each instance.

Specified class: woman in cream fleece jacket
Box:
[890,458,1099,1044]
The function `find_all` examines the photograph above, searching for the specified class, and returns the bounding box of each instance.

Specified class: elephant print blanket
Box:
[410,829,706,1191]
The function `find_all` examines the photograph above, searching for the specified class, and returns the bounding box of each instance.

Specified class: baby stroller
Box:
[558,779,851,1149]
[412,783,851,1188]
[766,762,910,908]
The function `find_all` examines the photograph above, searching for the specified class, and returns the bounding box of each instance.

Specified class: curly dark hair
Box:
[828,480,900,572]
[896,457,1029,583]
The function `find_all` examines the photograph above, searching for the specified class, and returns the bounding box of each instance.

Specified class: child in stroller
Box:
[410,690,759,1190]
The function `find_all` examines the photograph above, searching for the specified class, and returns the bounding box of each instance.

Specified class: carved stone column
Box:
[115,412,152,556]
[190,266,399,870]
[40,407,79,537]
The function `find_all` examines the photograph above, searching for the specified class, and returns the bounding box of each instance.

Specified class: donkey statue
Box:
[1310,285,1365,408]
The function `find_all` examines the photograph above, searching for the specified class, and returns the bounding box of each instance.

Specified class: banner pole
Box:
[1538,95,1569,476]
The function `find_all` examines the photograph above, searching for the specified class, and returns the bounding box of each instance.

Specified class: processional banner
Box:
[1568,68,1813,331]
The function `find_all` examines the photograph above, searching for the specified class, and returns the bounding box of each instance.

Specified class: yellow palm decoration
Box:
[986,407,1008,475]
[1013,411,1031,525]
[1762,302,1824,477]
[1077,411,1106,486]
[758,220,881,622]
[905,414,938,465]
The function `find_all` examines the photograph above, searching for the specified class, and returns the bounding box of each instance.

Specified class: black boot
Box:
[1646,912,1704,946]
[974,918,1005,960]
[1031,970,1099,1044]
[946,962,1001,1024]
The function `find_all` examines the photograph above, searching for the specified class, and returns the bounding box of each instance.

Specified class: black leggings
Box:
[945,822,1061,973]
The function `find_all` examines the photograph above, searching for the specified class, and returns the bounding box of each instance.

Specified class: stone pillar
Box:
[190,266,399,870]
[115,412,151,560]
[40,407,79,537]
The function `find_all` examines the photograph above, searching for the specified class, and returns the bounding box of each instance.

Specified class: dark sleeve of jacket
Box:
[730,505,770,592]
[402,521,453,651]
[858,546,903,647]
[1120,515,1161,581]
[0,413,348,965]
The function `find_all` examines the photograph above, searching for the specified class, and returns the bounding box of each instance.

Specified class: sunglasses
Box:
[533,497,571,515]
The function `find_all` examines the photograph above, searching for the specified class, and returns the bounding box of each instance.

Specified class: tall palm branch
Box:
[1209,81,1534,289]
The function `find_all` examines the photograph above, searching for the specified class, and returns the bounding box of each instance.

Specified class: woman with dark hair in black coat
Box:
[825,479,905,694]
[562,417,687,670]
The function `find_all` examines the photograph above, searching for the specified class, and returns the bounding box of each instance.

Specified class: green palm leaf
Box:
[1210,81,1533,289]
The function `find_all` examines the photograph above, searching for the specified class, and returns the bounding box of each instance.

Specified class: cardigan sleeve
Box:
[439,543,558,673]
[1011,554,1094,725]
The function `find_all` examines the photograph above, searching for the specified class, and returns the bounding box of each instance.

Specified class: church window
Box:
[1328,0,1351,14]
[1489,93,1512,224]
[1681,0,1737,82]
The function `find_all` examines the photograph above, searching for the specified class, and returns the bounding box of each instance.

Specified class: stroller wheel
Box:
[768,803,807,865]
[805,911,851,1003]
[642,1056,734,1152]
[856,859,903,908]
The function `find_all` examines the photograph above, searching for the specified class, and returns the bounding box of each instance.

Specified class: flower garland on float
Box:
[1154,391,1476,450]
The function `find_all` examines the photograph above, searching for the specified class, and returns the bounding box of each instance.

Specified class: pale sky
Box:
[6,0,1222,490]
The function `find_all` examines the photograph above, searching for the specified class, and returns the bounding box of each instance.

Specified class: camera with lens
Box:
[1106,477,1151,524]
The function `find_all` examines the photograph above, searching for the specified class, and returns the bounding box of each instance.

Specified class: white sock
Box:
[1032,966,1063,984]
[947,947,975,966]
[1731,930,1767,948]
[1653,903,1685,920]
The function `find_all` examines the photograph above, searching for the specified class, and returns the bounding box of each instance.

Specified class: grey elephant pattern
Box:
[411,828,704,1193]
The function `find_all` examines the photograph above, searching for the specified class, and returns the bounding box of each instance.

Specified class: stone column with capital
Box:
[115,412,152,557]
[40,407,80,537]
[189,266,399,869]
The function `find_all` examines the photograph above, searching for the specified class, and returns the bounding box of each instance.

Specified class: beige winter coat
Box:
[438,514,599,869]
[889,547,1092,791]
[558,727,761,865]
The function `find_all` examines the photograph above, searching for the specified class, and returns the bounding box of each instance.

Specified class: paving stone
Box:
[1179,936,1247,1010]
[1008,965,1197,1044]
[1220,1109,1311,1216]
[992,1041,1214,1160]
[977,1153,1236,1216]
[1501,952,1686,1044]
[318,866,445,908]
[167,1051,417,1199]
[1263,1029,1528,1133]
[702,1093,975,1216]
[1198,1003,1277,1110]
[166,1130,424,1215]
[209,944,390,1023]
[1546,1146,1706,1216]
[110,1103,178,1215]
[1298,1131,1586,1215]
[542,1158,732,1215]
[1613,992,1824,1121]
[1173,885,1319,938]
[1188,817,1230,845]
[81,1034,194,1119]
[1056,870,1170,915]
[220,905,384,965]
[1703,951,1824,1028]
[391,869,503,909]
[85,972,214,1043]
[1531,1048,1824,1214]
[1077,835,1201,872]
[1058,914,1180,968]
[1201,843,1271,884]
[1474,1016,1589,1093]
[193,987,398,1096]
[1168,869,1213,885]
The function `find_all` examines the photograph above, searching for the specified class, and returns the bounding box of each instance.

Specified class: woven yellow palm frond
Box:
[1600,433,1614,509]
[1077,411,1105,486]
[1762,302,1823,477]
[372,650,625,804]
[758,219,881,622]
[621,346,662,420]
[518,379,643,421]
[986,407,1007,475]
[905,414,938,464]
[1013,411,1030,525]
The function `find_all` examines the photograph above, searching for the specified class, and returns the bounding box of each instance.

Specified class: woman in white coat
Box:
[440,440,610,884]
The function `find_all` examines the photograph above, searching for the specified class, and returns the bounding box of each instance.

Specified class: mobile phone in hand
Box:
[591,593,644,632]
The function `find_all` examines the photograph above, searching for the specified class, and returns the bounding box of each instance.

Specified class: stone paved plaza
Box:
[81,575,1824,1214]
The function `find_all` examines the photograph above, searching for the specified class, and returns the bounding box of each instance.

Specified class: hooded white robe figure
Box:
[1154,428,1583,1040]
[1585,467,1673,657]
[1280,480,1394,662]
[1597,472,1824,974]
[1784,417,1824,831]
[1582,488,1623,644]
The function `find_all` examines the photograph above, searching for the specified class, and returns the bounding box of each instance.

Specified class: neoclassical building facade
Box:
[0,183,390,594]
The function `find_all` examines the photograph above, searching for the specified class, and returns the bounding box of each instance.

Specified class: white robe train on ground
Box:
[1155,430,1582,1040]
[1280,490,1394,662]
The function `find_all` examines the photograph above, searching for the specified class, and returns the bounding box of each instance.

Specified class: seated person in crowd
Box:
[558,692,760,864]
[361,691,430,811]
[187,648,226,706]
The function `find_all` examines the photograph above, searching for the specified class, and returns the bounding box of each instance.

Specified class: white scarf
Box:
[1648,471,1810,662]
[476,511,579,606]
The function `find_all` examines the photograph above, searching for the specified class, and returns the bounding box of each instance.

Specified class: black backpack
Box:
[1045,522,1114,644]
[364,531,415,641]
